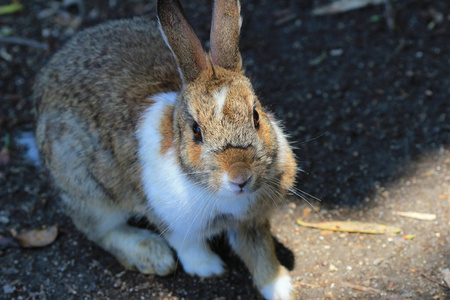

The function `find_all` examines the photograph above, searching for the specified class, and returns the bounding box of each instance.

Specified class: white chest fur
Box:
[136,92,251,239]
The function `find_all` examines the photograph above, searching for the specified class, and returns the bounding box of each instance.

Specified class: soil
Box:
[1,0,449,299]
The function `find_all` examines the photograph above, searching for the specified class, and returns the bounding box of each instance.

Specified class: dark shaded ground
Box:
[1,0,449,299]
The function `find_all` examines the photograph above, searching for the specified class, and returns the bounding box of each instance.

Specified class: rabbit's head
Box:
[158,0,296,203]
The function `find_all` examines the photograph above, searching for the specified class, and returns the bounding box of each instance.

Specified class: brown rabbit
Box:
[34,0,297,299]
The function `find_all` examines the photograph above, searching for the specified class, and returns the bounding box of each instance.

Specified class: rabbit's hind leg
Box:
[62,193,176,276]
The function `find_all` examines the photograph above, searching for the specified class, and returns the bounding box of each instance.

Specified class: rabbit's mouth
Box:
[216,171,258,197]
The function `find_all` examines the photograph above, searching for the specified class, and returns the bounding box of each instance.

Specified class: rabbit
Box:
[34,0,297,299]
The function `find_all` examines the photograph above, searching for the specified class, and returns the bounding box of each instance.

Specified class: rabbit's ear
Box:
[210,0,242,71]
[157,0,208,83]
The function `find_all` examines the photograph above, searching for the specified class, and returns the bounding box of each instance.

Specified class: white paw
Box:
[179,250,225,277]
[107,230,175,276]
[260,275,292,300]
[131,236,176,276]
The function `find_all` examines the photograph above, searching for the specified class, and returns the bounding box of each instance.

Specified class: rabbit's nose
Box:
[228,162,252,189]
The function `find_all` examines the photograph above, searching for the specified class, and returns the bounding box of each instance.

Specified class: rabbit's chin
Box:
[215,188,255,199]
[214,182,258,199]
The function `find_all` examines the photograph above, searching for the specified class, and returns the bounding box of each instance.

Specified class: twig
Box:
[420,273,450,289]
[312,0,387,16]
[384,0,395,32]
[0,36,49,50]
[329,279,381,294]
[294,281,320,288]
[383,39,405,66]
[64,282,77,294]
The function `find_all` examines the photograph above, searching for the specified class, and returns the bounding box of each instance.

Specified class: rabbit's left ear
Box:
[210,0,242,71]
[158,0,208,83]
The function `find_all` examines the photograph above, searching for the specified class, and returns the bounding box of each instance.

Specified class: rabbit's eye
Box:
[192,121,203,143]
[253,108,260,130]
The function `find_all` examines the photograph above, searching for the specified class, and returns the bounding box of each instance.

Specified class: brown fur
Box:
[159,105,175,154]
[35,0,297,297]
[211,0,242,70]
[257,114,278,152]
[232,220,289,290]
[216,148,255,172]
[35,16,182,276]
[35,18,181,206]
[158,0,208,82]
[279,147,297,195]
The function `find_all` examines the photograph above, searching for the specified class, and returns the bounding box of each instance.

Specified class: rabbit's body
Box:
[36,18,176,203]
[35,1,297,299]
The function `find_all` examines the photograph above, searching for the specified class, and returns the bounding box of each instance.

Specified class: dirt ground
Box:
[1,0,449,299]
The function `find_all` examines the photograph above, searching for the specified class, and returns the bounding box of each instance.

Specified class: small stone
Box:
[373,258,383,265]
[3,284,15,294]
[330,49,343,56]
[0,215,9,224]
[329,264,338,271]
[4,268,18,275]
[114,278,122,288]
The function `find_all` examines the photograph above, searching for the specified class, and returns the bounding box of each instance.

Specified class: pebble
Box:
[329,264,338,271]
[3,284,15,294]
[4,268,18,275]
[0,215,9,224]
[373,258,384,265]
[330,49,343,56]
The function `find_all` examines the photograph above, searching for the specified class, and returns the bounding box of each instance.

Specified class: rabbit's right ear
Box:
[157,0,208,83]
[210,0,242,71]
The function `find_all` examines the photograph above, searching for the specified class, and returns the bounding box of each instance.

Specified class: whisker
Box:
[261,178,321,215]
[286,188,320,214]
[290,186,322,202]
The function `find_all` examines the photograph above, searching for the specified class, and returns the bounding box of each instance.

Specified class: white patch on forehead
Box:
[214,86,229,117]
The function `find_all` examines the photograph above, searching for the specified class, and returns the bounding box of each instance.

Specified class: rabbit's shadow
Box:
[210,233,295,272]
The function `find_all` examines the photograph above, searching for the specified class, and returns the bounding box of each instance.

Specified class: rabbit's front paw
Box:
[176,245,225,277]
[167,234,226,277]
[106,228,175,276]
[260,273,293,300]
[182,251,225,277]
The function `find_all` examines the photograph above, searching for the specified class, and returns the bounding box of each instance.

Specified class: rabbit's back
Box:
[35,17,181,208]
[35,17,181,117]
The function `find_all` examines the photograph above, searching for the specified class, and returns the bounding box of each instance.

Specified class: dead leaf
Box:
[296,219,400,234]
[394,211,436,221]
[12,225,58,248]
